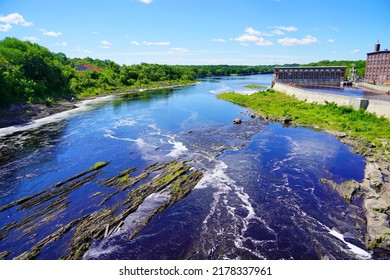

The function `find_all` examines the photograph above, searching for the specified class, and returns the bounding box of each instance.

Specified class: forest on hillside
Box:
[0,38,274,109]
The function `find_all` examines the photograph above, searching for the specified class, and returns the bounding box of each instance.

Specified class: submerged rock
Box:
[233,118,242,124]
[0,251,9,260]
[321,179,361,204]
[9,160,203,260]
[283,115,292,125]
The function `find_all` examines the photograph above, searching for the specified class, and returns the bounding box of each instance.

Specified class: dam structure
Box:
[272,82,390,119]
[273,66,347,87]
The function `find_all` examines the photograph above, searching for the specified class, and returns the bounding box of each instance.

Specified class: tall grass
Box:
[219,89,390,149]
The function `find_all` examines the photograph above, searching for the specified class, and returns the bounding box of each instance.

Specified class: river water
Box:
[0,74,373,260]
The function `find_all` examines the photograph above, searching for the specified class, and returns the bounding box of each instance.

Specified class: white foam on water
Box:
[113,119,137,128]
[209,85,231,94]
[0,95,114,138]
[82,244,120,260]
[289,203,372,260]
[195,159,273,259]
[195,160,232,190]
[328,229,372,260]
[104,131,158,153]
[166,136,188,158]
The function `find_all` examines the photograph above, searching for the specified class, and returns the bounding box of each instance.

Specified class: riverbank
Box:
[0,82,196,131]
[219,89,390,253]
[355,81,390,94]
[273,82,390,119]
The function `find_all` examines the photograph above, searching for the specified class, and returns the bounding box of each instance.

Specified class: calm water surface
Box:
[0,74,372,259]
[298,85,390,101]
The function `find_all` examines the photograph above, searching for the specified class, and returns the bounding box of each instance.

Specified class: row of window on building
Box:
[366,67,390,73]
[367,60,389,66]
[274,67,346,86]
[367,52,390,60]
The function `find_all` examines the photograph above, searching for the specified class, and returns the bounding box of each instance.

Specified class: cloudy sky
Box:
[1,0,389,65]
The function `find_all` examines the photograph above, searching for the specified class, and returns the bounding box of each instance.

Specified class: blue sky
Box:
[1,0,389,65]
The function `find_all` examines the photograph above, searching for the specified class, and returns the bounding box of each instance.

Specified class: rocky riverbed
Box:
[333,136,390,253]
[0,160,203,260]
[272,117,390,254]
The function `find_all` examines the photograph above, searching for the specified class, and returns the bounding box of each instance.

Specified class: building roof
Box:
[274,66,346,69]
[367,49,390,55]
[76,64,102,71]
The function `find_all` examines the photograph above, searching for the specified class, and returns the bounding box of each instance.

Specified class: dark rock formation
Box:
[7,160,203,260]
[233,118,242,124]
[283,115,292,125]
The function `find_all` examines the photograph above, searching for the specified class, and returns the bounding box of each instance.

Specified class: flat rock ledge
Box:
[0,160,203,260]
[322,155,390,251]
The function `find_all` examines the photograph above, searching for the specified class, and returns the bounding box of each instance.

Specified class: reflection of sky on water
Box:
[298,85,390,101]
[0,74,370,260]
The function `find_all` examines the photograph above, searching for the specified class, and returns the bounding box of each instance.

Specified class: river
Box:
[0,74,373,260]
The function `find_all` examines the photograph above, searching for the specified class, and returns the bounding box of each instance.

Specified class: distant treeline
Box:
[303,60,366,78]
[0,37,366,109]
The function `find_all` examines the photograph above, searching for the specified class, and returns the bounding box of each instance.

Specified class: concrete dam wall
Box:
[272,82,390,119]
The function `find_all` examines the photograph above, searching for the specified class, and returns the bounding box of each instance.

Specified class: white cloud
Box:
[245,27,273,37]
[0,13,32,32]
[330,26,339,32]
[0,13,32,26]
[277,35,319,46]
[233,28,273,46]
[139,0,153,4]
[44,31,62,37]
[328,38,335,43]
[55,42,68,46]
[0,23,12,32]
[169,48,189,53]
[351,49,360,54]
[272,29,284,35]
[143,41,170,46]
[245,27,261,36]
[101,40,112,49]
[212,38,226,43]
[77,47,92,54]
[274,25,298,32]
[22,36,39,42]
[131,40,141,46]
[39,29,62,37]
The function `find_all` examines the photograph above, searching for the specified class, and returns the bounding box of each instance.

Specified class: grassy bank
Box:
[219,89,390,152]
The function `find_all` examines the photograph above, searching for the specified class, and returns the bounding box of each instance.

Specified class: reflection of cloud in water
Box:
[285,133,338,163]
[180,111,199,129]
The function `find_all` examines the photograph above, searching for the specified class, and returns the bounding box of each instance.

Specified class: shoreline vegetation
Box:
[219,89,390,252]
[244,84,267,89]
[0,81,196,128]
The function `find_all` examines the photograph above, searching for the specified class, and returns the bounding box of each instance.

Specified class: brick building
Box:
[364,41,390,85]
